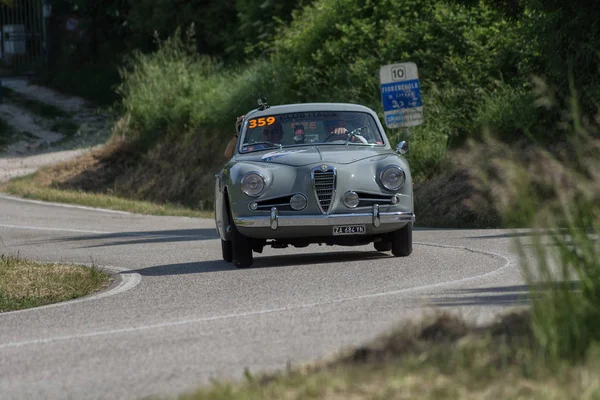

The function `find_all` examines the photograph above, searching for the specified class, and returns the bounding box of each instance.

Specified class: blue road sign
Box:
[379,62,424,128]
[380,80,422,112]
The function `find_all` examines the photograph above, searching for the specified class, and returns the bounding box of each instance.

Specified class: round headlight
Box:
[343,191,359,208]
[380,166,405,191]
[241,172,265,197]
[290,194,307,211]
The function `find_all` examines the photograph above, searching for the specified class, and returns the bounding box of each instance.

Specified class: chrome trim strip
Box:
[373,204,380,227]
[235,211,415,228]
[256,203,290,209]
[360,198,393,203]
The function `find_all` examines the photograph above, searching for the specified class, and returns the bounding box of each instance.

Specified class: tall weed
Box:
[473,79,600,363]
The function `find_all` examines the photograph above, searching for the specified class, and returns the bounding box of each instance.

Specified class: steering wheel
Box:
[324,133,347,143]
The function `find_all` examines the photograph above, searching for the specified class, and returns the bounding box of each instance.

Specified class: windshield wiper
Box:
[243,142,283,151]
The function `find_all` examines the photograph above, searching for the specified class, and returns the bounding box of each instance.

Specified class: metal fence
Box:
[0,0,46,76]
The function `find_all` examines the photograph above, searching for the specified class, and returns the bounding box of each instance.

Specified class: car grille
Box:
[312,167,336,214]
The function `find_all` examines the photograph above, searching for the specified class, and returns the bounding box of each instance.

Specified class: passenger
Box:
[224,115,245,159]
[293,123,306,144]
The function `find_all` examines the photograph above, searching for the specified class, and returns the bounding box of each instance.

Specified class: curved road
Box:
[0,195,527,400]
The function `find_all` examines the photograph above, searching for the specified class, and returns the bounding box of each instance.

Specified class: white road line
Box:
[0,242,515,350]
[0,194,131,214]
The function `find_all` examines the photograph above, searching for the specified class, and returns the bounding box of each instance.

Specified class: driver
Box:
[324,119,348,136]
[324,119,362,143]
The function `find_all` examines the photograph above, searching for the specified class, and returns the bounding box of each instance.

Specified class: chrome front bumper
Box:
[234,205,415,230]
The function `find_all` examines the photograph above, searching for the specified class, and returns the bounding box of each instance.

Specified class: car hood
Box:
[235,146,392,167]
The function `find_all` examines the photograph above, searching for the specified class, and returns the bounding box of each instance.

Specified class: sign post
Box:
[379,62,423,129]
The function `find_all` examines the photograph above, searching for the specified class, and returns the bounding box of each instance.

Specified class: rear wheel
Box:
[374,240,391,252]
[221,239,233,262]
[391,223,412,257]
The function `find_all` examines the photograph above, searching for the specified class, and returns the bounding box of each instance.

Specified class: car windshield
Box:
[239,111,385,153]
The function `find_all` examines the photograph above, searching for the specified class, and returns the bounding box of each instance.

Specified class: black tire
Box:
[231,222,254,268]
[374,240,391,252]
[391,223,413,257]
[221,239,233,262]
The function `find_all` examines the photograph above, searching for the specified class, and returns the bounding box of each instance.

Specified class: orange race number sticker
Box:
[248,117,276,129]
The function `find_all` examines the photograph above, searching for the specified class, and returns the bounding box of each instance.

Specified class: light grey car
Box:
[215,102,415,268]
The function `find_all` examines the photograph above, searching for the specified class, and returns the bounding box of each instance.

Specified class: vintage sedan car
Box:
[215,102,415,268]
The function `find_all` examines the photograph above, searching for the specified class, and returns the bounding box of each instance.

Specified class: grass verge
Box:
[0,254,110,312]
[177,312,600,399]
[1,173,211,218]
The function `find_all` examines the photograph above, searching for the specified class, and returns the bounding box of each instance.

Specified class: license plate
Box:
[333,225,366,235]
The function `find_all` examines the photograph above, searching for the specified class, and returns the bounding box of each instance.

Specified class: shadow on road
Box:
[431,282,579,307]
[462,231,539,240]
[27,228,219,248]
[127,251,391,276]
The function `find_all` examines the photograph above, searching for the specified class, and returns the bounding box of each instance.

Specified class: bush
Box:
[116,27,295,147]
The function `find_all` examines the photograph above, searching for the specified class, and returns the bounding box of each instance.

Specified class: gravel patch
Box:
[0,78,110,183]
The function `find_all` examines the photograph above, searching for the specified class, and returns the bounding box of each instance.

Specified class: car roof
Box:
[245,103,377,118]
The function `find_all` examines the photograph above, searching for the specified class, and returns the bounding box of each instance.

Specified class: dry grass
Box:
[1,130,219,217]
[414,163,502,229]
[0,254,110,312]
[175,312,600,400]
[2,177,210,218]
[1,137,212,218]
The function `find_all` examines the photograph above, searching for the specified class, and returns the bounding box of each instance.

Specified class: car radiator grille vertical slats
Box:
[312,168,336,213]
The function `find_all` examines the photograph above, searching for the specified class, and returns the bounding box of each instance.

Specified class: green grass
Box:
[2,173,212,218]
[0,254,110,312]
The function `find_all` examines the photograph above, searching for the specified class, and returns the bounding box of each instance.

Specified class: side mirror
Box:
[396,141,408,154]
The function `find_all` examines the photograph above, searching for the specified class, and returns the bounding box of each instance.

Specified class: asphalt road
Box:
[0,194,528,400]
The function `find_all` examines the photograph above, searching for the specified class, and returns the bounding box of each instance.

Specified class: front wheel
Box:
[231,223,254,268]
[391,223,412,257]
[221,239,233,262]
